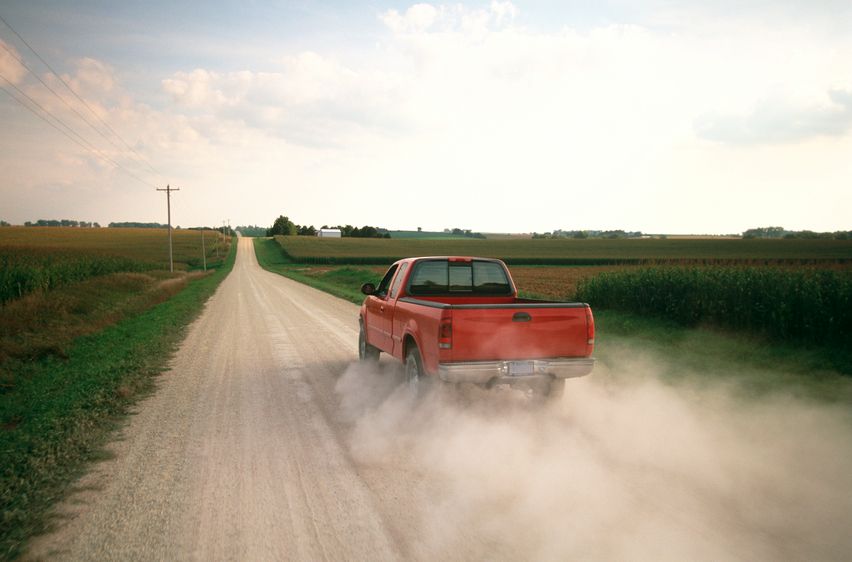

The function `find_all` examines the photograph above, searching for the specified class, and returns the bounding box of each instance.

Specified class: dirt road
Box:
[28,237,852,560]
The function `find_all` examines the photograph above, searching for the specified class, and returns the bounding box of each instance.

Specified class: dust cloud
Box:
[335,349,852,561]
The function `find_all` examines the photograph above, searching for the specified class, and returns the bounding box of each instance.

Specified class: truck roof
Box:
[399,256,503,263]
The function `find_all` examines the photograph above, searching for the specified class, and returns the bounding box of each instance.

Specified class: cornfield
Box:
[576,266,852,344]
[0,248,155,304]
[0,227,232,303]
[275,235,852,265]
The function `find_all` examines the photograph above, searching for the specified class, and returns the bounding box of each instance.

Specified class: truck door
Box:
[385,262,409,356]
[365,264,398,352]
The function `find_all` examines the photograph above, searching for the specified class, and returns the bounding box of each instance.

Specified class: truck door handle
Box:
[513,312,531,322]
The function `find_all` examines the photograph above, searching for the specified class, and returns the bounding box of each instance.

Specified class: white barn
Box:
[317,228,342,238]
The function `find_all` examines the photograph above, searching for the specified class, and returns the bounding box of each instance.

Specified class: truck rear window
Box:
[408,260,512,296]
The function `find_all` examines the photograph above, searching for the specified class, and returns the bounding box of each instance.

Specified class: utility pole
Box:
[201,228,207,271]
[156,184,180,272]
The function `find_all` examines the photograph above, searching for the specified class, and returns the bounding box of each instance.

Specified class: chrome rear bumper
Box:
[437,358,594,385]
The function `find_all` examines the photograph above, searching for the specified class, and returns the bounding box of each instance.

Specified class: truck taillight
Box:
[439,317,453,349]
[585,305,595,349]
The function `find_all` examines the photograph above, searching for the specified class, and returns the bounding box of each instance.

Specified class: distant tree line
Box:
[532,229,643,239]
[108,222,167,229]
[266,215,390,238]
[0,220,10,227]
[186,226,235,236]
[444,228,485,239]
[235,225,267,237]
[743,227,852,240]
[322,225,390,238]
[24,219,101,228]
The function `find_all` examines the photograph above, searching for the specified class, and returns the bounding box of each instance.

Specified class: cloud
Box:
[490,1,518,26]
[381,3,439,33]
[5,1,852,232]
[161,52,407,148]
[694,89,852,145]
[381,2,517,35]
[0,39,27,85]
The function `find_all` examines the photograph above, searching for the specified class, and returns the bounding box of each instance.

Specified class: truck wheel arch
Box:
[402,333,418,359]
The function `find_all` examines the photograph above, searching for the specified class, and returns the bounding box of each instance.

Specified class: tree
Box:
[268,215,296,236]
[743,226,786,239]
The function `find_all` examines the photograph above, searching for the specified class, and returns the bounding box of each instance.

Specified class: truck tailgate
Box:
[448,304,591,362]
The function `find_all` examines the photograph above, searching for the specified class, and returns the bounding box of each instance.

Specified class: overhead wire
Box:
[0,73,159,188]
[0,12,164,181]
[1,71,117,160]
[0,40,160,179]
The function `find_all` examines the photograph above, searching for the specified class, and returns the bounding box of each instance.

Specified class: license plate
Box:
[509,361,534,376]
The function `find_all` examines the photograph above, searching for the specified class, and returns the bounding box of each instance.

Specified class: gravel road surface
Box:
[28,237,410,560]
[27,237,852,561]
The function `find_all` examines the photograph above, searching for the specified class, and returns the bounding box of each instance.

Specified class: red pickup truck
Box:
[359,257,595,401]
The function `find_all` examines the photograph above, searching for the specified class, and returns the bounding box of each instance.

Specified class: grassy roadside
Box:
[253,238,852,405]
[596,310,852,404]
[254,237,370,303]
[0,239,237,560]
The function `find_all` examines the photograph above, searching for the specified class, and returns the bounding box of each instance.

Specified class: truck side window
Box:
[376,264,399,297]
[390,263,409,298]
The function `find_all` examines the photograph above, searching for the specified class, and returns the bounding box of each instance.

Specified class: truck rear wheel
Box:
[405,345,426,398]
[359,323,380,362]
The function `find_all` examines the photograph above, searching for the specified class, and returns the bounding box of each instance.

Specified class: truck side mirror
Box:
[361,283,376,295]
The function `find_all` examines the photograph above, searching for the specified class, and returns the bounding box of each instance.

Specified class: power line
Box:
[0,56,105,154]
[1,71,117,161]
[0,75,158,188]
[0,13,163,178]
[0,40,159,181]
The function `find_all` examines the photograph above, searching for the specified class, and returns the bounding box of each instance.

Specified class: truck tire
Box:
[359,322,380,362]
[405,344,426,398]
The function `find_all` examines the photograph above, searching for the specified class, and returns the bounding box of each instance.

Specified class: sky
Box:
[0,0,850,234]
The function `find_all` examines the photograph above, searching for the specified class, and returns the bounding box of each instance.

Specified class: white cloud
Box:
[490,1,518,26]
[69,58,116,95]
[0,39,27,84]
[381,2,518,36]
[161,52,406,148]
[64,4,852,230]
[695,89,852,145]
[381,4,439,34]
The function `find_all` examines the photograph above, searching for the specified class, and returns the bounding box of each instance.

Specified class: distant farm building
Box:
[317,228,342,238]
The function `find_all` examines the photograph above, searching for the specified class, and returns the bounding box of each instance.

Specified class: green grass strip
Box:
[0,240,237,560]
[254,237,369,304]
